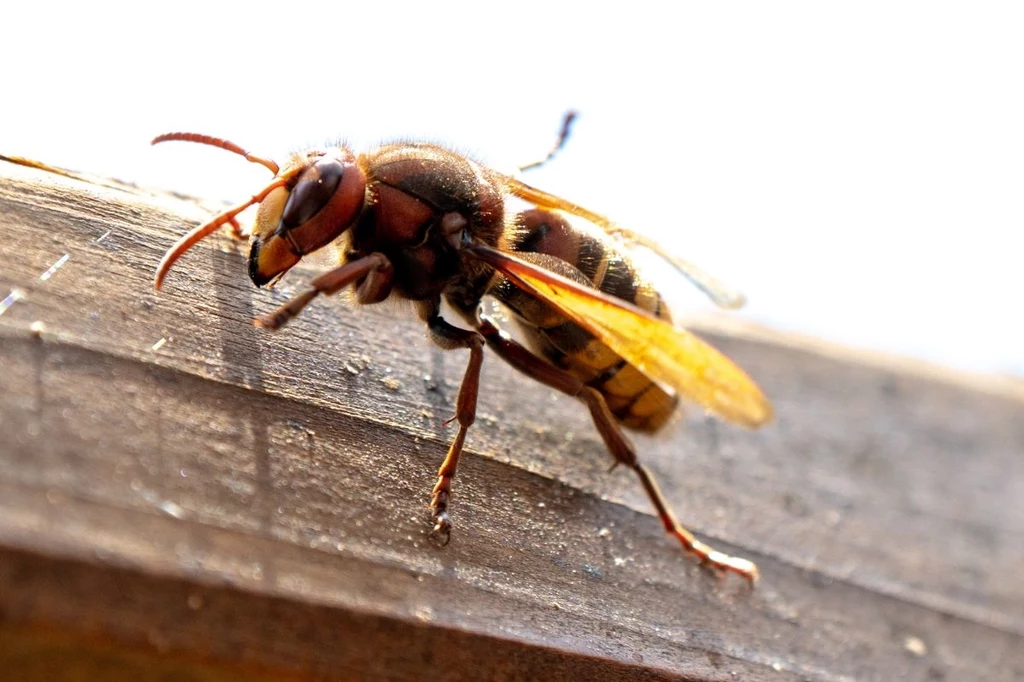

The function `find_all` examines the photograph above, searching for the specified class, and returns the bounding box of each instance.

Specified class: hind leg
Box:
[475,315,758,583]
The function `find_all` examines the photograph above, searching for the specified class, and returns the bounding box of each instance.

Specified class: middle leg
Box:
[417,300,485,544]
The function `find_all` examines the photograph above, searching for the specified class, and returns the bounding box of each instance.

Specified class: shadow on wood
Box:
[1,158,1022,680]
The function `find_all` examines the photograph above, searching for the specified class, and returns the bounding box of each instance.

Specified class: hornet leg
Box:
[476,314,758,583]
[418,300,485,544]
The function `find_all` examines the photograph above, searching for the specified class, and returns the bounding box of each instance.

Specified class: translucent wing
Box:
[466,244,772,428]
[501,176,747,309]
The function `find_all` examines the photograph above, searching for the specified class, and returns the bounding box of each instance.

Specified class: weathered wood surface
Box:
[0,158,1022,681]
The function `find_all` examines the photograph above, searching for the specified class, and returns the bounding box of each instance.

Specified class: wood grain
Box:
[1,158,1022,681]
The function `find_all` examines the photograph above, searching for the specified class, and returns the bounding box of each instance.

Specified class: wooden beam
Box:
[1,158,1022,681]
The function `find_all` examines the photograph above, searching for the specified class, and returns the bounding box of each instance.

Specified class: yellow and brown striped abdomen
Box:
[492,209,679,432]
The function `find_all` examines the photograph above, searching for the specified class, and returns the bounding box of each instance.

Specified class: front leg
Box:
[417,300,485,544]
[256,253,392,330]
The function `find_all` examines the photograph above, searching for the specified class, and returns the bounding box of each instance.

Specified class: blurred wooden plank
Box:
[0,157,1022,681]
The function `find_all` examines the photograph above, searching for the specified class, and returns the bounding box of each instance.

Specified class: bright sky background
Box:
[3,2,1022,376]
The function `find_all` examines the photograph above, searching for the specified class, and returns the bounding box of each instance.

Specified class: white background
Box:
[2,2,1021,376]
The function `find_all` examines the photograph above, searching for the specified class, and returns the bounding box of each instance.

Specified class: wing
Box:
[500,175,747,310]
[465,244,773,428]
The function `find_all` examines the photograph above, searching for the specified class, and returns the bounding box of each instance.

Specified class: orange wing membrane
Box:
[466,244,773,428]
[502,176,748,310]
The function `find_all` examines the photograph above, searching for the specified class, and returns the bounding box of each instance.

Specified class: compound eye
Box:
[279,155,345,231]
